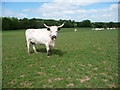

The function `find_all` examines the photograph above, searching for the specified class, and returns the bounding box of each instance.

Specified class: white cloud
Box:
[22,9,30,12]
[2,8,27,18]
[53,0,119,6]
[2,1,118,22]
[23,2,78,20]
[23,2,118,22]
[75,4,118,22]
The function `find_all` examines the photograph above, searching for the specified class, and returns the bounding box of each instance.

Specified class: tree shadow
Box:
[31,48,66,56]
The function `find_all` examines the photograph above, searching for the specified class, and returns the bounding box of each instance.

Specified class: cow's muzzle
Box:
[51,35,57,40]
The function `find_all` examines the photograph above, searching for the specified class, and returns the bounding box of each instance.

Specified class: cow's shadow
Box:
[31,48,66,56]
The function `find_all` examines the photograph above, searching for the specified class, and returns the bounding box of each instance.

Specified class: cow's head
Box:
[44,23,64,40]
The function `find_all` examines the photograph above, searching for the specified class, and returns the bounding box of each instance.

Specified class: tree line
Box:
[2,17,120,30]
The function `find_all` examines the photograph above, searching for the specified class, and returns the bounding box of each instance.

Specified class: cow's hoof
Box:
[35,52,38,53]
[28,53,30,55]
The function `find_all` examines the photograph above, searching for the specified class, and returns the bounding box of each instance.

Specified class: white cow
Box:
[74,29,77,32]
[94,28,103,31]
[95,28,100,30]
[25,23,64,57]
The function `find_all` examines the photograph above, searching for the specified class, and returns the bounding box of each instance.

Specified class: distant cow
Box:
[94,28,104,31]
[25,23,64,57]
[74,29,77,32]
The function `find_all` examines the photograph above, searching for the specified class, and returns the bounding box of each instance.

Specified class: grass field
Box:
[2,28,118,88]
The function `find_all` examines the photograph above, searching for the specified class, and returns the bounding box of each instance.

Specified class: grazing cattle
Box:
[25,23,64,57]
[110,28,113,30]
[94,28,104,31]
[113,27,116,29]
[109,27,116,30]
[107,27,116,30]
[95,28,99,30]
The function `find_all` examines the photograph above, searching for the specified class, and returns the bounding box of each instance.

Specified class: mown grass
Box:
[2,28,118,88]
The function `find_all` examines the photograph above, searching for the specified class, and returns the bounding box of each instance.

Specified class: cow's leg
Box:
[27,41,30,55]
[45,44,50,57]
[32,44,38,53]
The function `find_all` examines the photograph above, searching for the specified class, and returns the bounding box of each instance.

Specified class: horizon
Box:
[2,17,119,23]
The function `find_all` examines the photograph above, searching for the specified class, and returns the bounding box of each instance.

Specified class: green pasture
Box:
[2,28,118,88]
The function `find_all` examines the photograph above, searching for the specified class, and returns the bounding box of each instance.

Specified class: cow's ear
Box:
[47,28,50,31]
[58,28,61,31]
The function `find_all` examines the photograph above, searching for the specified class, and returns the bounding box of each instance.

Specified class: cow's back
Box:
[25,29,51,44]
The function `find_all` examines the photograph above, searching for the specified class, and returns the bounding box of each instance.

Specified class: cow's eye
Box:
[58,28,61,31]
[47,28,50,31]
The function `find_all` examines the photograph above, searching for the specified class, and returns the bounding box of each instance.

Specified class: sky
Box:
[1,0,120,22]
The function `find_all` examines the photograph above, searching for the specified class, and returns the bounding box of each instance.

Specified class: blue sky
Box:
[2,0,119,22]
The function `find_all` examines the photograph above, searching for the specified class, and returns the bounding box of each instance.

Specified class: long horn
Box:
[42,21,50,28]
[58,22,65,28]
[44,23,50,28]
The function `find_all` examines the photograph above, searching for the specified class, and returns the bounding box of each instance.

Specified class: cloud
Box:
[81,4,117,22]
[23,2,118,22]
[2,8,27,18]
[53,0,119,6]
[75,4,118,22]
[22,9,30,12]
[23,2,78,20]
[2,1,118,22]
